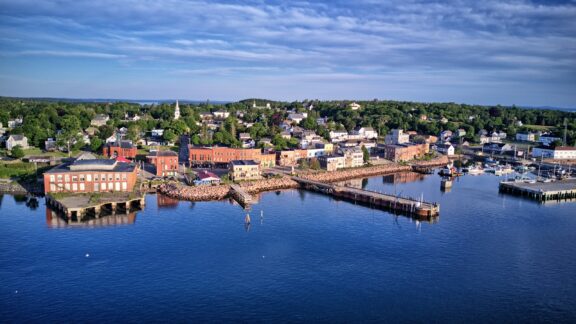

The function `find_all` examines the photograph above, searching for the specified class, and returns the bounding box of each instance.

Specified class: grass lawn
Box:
[522,124,554,131]
[0,162,37,179]
[23,147,80,158]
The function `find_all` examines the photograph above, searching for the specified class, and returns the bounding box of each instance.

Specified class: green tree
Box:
[11,145,25,159]
[57,115,82,157]
[90,137,103,152]
[310,158,321,170]
[163,129,176,143]
[361,145,370,163]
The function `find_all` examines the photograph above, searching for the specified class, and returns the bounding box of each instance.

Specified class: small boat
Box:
[438,167,452,176]
[441,178,453,190]
[467,166,484,175]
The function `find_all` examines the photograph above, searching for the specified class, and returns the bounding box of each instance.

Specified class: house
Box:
[439,130,453,142]
[199,113,213,121]
[532,146,576,160]
[349,102,361,110]
[482,143,513,155]
[229,160,260,181]
[194,170,221,186]
[6,134,29,150]
[318,155,345,171]
[239,133,251,141]
[259,137,272,147]
[288,113,306,124]
[538,136,562,146]
[515,132,536,142]
[341,148,364,168]
[440,117,448,124]
[329,130,348,143]
[43,158,139,193]
[102,141,137,159]
[477,129,488,137]
[213,111,230,119]
[280,131,292,139]
[479,135,491,144]
[151,129,164,138]
[435,143,455,156]
[353,127,378,139]
[382,143,429,162]
[147,151,179,177]
[490,131,507,142]
[91,114,109,127]
[385,129,410,145]
[316,117,326,126]
[8,117,23,129]
[45,138,57,151]
[456,129,467,137]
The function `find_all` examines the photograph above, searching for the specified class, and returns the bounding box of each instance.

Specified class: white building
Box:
[288,113,306,124]
[91,114,109,127]
[341,148,364,168]
[385,129,410,145]
[6,134,29,150]
[353,127,378,140]
[435,143,455,156]
[213,111,230,119]
[151,129,164,138]
[329,130,349,143]
[318,155,345,171]
[7,117,23,129]
[349,102,361,110]
[532,146,576,160]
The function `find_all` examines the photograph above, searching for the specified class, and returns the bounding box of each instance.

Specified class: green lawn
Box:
[23,147,81,158]
[522,124,554,131]
[0,162,37,179]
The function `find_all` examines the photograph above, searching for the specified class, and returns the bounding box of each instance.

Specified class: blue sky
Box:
[0,0,575,107]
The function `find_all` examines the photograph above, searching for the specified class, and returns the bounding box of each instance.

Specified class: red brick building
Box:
[189,146,262,165]
[102,141,137,159]
[383,143,429,162]
[43,158,139,193]
[147,151,179,177]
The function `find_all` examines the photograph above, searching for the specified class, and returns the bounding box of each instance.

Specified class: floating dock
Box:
[499,179,576,202]
[292,177,440,217]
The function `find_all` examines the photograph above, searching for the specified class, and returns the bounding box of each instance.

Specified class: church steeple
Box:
[174,100,180,120]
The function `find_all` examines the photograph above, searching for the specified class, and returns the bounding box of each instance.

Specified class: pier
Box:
[292,177,440,217]
[499,179,576,202]
[230,184,254,206]
[45,193,145,222]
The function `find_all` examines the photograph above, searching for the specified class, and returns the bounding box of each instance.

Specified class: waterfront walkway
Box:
[499,179,576,202]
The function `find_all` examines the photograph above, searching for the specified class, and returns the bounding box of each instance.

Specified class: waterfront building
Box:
[102,141,137,159]
[482,143,513,155]
[6,134,29,150]
[382,143,429,162]
[435,143,455,156]
[90,114,109,127]
[43,158,138,193]
[189,146,262,166]
[147,151,179,177]
[229,160,261,181]
[385,129,410,145]
[341,147,364,168]
[318,155,345,171]
[277,149,307,166]
[532,146,576,159]
[194,170,221,186]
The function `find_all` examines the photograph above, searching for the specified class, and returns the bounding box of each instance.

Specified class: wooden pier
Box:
[46,193,145,222]
[292,177,440,217]
[499,179,576,202]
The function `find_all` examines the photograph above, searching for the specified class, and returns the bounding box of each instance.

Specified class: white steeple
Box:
[174,100,180,120]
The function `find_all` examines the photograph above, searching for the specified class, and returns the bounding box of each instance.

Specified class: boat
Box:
[467,166,484,175]
[441,178,453,190]
[438,167,452,176]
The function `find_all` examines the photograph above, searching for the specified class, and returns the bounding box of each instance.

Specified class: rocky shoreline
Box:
[0,181,44,195]
[299,164,412,183]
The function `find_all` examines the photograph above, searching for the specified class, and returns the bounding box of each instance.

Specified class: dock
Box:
[230,184,254,207]
[499,179,576,202]
[46,193,145,222]
[292,177,440,217]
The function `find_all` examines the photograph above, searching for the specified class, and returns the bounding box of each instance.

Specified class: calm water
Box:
[1,173,575,322]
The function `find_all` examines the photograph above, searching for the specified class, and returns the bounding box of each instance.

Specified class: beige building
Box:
[6,134,29,150]
[229,160,261,181]
[318,155,346,171]
[341,148,364,168]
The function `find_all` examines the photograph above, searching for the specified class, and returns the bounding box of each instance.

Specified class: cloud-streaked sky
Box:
[0,0,575,106]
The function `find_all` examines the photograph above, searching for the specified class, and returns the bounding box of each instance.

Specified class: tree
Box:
[57,115,82,157]
[163,129,176,143]
[361,145,370,163]
[310,158,321,170]
[11,145,25,159]
[90,137,103,152]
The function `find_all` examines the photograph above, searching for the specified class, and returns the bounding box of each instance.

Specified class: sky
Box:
[0,0,575,107]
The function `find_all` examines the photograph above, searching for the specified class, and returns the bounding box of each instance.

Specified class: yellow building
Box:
[229,160,261,181]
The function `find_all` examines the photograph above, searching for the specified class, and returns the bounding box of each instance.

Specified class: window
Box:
[72,183,78,191]
[57,174,63,182]
[122,173,127,180]
[72,176,78,182]
[94,174,99,181]
[79,183,85,191]
[94,183,99,192]
[108,183,113,191]
[101,183,106,190]
[87,174,92,182]
[49,175,55,182]
[65,183,70,191]
[79,174,85,181]
[102,174,106,181]
[122,182,127,191]
[108,174,113,181]
[115,173,120,181]
[115,182,120,191]
[65,175,70,182]
[50,184,56,192]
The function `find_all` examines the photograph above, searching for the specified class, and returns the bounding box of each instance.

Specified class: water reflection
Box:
[157,194,179,209]
[45,207,137,228]
[382,172,425,184]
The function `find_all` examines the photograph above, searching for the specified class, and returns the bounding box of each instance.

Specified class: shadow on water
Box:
[45,204,139,229]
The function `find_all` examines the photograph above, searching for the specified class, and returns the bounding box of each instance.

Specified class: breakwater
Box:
[300,164,411,183]
[410,155,449,167]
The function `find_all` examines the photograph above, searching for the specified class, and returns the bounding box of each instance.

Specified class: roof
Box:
[535,146,576,151]
[230,160,258,166]
[147,151,178,157]
[46,158,136,174]
[107,141,134,149]
[115,156,131,163]
[8,134,26,141]
[197,170,220,180]
[93,114,109,120]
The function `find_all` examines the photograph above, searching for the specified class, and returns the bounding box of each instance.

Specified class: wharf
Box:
[46,192,145,222]
[292,177,439,217]
[230,184,253,206]
[499,179,576,202]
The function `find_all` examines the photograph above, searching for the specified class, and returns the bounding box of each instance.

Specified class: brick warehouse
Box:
[102,141,137,159]
[43,158,139,193]
[189,146,262,166]
[147,151,179,177]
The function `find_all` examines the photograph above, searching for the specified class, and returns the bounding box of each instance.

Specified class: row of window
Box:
[49,173,128,183]
[49,182,128,192]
